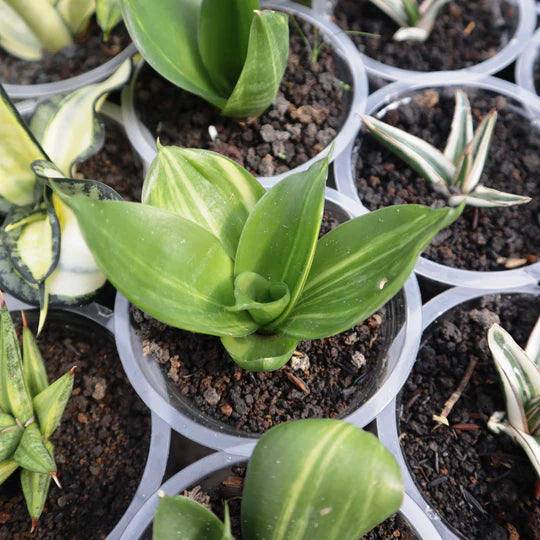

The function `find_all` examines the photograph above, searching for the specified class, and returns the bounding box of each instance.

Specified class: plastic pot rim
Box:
[333,71,540,289]
[120,0,368,182]
[515,27,540,95]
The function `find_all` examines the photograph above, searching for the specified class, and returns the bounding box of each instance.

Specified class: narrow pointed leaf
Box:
[221,504,234,540]
[448,185,532,208]
[221,333,298,372]
[23,323,49,398]
[52,189,257,337]
[235,157,328,329]
[526,395,540,435]
[453,148,472,192]
[221,10,289,119]
[393,26,429,42]
[0,413,23,461]
[402,0,421,24]
[143,146,264,259]
[0,0,42,60]
[369,0,409,26]
[444,90,473,165]
[279,204,463,340]
[56,0,94,34]
[361,115,454,191]
[33,369,74,440]
[199,0,259,96]
[96,0,122,40]
[13,423,56,475]
[30,59,132,176]
[0,459,18,485]
[154,495,228,540]
[121,0,225,108]
[21,468,51,525]
[526,317,540,367]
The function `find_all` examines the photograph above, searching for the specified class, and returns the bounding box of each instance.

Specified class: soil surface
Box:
[353,88,540,271]
[400,293,540,539]
[134,17,350,177]
[182,466,417,539]
[0,19,130,86]
[0,311,151,539]
[76,119,144,202]
[333,0,516,72]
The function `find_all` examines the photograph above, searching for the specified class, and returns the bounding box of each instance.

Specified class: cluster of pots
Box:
[3,0,540,538]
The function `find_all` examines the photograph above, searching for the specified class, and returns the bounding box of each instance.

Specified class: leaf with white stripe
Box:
[448,185,532,208]
[444,89,473,165]
[526,317,540,368]
[369,0,409,26]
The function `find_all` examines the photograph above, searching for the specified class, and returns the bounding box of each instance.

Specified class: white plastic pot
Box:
[334,72,540,289]
[120,1,368,182]
[119,450,444,539]
[515,28,540,95]
[114,186,423,451]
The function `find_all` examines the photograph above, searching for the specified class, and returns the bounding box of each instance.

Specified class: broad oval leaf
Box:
[143,146,264,259]
[278,204,463,340]
[221,9,289,119]
[121,0,225,108]
[0,0,42,60]
[221,331,297,372]
[55,191,257,337]
[242,419,403,540]
[235,156,328,329]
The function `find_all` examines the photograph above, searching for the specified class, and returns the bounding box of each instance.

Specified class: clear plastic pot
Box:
[515,28,540,95]
[114,186,423,451]
[119,450,444,539]
[2,293,171,540]
[333,71,540,289]
[120,1,368,181]
[376,282,540,540]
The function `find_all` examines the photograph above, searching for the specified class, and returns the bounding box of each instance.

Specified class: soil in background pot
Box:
[333,0,516,72]
[399,293,540,539]
[0,311,151,539]
[0,19,131,86]
[134,17,351,177]
[354,87,540,272]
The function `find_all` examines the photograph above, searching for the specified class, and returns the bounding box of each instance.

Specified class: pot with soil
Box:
[516,28,540,96]
[334,72,540,289]
[114,185,423,451]
[376,283,540,539]
[120,1,367,181]
[118,450,443,539]
[1,293,171,539]
[328,0,536,83]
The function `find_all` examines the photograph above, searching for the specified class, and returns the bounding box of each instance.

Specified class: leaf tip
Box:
[69,366,77,376]
[0,290,5,309]
[21,311,28,329]
[51,472,62,489]
[30,518,37,533]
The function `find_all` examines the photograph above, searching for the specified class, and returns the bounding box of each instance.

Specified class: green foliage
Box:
[153,419,403,540]
[0,302,74,530]
[121,0,289,119]
[362,90,532,208]
[51,146,463,370]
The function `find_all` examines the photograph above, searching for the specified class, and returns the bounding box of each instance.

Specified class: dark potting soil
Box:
[134,18,350,177]
[0,18,130,86]
[354,88,540,272]
[333,0,516,72]
[182,466,417,539]
[76,120,144,202]
[399,293,540,539]
[0,311,151,539]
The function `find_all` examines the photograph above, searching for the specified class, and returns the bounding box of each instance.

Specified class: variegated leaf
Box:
[526,317,540,368]
[0,0,42,60]
[448,185,532,208]
[443,89,473,166]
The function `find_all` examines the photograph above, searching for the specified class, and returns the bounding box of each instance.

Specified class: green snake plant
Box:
[488,317,540,479]
[44,144,463,371]
[0,59,131,331]
[0,300,74,531]
[121,0,289,119]
[370,0,450,41]
[361,90,532,208]
[0,0,122,61]
[154,418,403,540]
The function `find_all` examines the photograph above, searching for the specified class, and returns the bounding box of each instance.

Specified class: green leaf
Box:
[56,0,94,34]
[153,495,229,540]
[242,419,403,540]
[96,0,123,40]
[221,332,298,372]
[53,191,257,337]
[0,413,23,461]
[448,185,532,208]
[526,395,540,435]
[443,90,473,166]
[143,146,264,259]
[0,84,47,209]
[21,467,51,528]
[29,59,132,176]
[121,0,225,108]
[22,321,49,398]
[198,0,259,96]
[13,423,56,475]
[221,9,289,118]
[235,156,328,330]
[0,0,42,60]
[402,0,420,24]
[0,459,18,485]
[279,204,463,340]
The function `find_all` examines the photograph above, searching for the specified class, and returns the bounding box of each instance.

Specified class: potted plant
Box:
[334,71,540,289]
[376,283,540,539]
[45,141,462,449]
[0,0,136,100]
[120,0,367,182]
[328,0,536,83]
[0,292,171,538]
